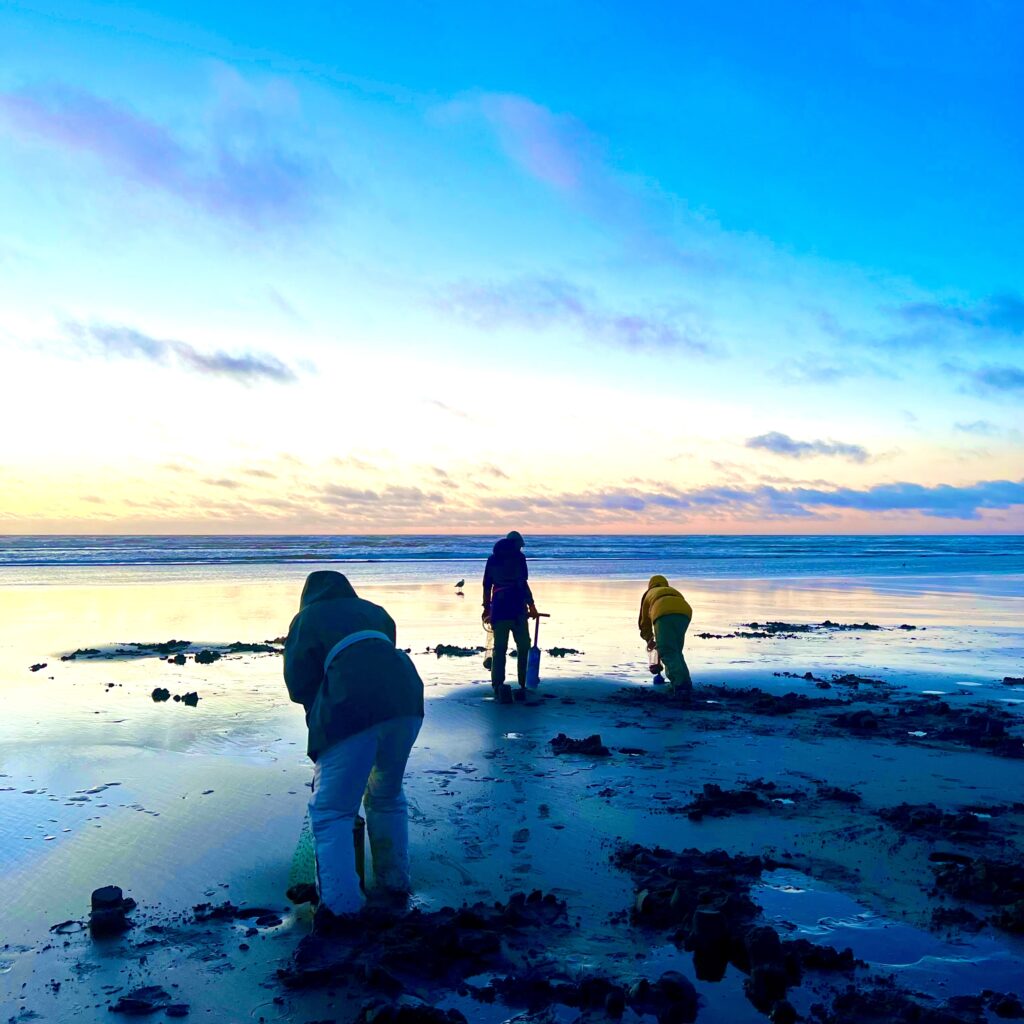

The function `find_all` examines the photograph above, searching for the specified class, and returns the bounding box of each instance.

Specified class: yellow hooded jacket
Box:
[638,575,693,642]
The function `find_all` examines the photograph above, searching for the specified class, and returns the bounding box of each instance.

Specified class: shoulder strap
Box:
[323,630,393,676]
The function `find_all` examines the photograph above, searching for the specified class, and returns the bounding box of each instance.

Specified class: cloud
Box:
[775,348,897,385]
[503,477,1024,522]
[332,455,378,471]
[955,420,1000,437]
[435,92,715,271]
[65,320,298,383]
[746,431,869,463]
[758,474,834,486]
[434,275,710,353]
[322,484,445,509]
[266,287,305,322]
[779,359,857,384]
[788,479,1024,519]
[0,79,324,227]
[965,364,1024,395]
[474,93,599,194]
[437,92,596,195]
[425,399,472,420]
[900,293,1024,336]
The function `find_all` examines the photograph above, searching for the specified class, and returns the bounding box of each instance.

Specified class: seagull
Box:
[455,579,465,589]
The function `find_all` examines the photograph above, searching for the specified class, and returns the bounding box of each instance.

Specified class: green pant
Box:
[491,616,531,688]
[654,613,692,691]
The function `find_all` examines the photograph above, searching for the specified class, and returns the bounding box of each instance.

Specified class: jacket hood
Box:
[299,570,357,608]
[648,575,669,589]
[492,537,521,557]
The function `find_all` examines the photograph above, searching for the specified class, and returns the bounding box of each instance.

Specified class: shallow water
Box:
[1,565,1022,1018]
[2,570,1022,909]
[757,868,1024,995]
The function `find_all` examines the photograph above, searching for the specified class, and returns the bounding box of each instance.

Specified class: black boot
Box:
[312,904,358,937]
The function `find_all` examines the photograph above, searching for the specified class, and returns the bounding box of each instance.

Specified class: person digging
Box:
[638,574,693,694]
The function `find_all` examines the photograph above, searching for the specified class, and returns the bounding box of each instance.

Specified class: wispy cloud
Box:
[322,484,445,510]
[964,364,1024,395]
[955,420,1000,437]
[0,78,324,227]
[900,293,1024,336]
[434,275,711,353]
[779,359,857,385]
[266,286,305,322]
[746,431,869,463]
[774,348,897,385]
[425,399,473,420]
[332,455,378,472]
[65,321,299,383]
[437,92,597,196]
[435,92,714,270]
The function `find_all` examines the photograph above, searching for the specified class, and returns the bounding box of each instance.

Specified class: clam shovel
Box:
[525,613,550,690]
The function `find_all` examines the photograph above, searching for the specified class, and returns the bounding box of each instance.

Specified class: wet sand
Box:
[1,570,1022,1021]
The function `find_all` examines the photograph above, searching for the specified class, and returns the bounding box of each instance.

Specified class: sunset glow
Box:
[2,2,1022,532]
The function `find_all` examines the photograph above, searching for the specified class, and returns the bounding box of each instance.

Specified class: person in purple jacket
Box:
[482,531,540,702]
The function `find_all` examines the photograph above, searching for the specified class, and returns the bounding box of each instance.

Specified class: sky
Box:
[1,0,1022,534]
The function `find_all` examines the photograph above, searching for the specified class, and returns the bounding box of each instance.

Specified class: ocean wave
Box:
[0,535,1021,578]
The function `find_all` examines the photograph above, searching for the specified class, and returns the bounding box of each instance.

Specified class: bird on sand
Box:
[455,579,465,589]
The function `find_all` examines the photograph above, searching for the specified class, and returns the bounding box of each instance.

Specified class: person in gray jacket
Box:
[284,570,424,930]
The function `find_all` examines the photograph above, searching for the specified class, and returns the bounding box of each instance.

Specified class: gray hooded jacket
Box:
[284,570,424,761]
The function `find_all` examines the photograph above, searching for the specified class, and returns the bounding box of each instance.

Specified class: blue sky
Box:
[1,1,1021,532]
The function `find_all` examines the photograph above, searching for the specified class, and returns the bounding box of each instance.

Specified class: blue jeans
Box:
[309,715,422,914]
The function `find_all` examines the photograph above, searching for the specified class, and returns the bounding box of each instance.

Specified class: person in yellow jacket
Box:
[638,575,693,692]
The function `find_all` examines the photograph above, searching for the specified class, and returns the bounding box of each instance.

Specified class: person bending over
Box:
[482,531,539,700]
[638,574,693,693]
[284,570,424,932]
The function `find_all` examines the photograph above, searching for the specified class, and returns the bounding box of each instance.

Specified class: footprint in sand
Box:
[511,826,534,874]
[462,840,486,860]
[430,852,473,885]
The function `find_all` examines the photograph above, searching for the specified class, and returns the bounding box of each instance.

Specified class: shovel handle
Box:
[532,612,550,647]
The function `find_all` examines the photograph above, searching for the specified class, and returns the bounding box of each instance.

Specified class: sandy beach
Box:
[5,0,1022,1015]
[2,556,1023,1022]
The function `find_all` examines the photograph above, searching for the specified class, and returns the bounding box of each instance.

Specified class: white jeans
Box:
[309,715,422,915]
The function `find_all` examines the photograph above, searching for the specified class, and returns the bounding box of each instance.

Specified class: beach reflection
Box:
[1,571,1022,727]
[1,567,1022,1020]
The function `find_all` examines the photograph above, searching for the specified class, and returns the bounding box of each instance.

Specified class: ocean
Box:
[1,534,1022,582]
